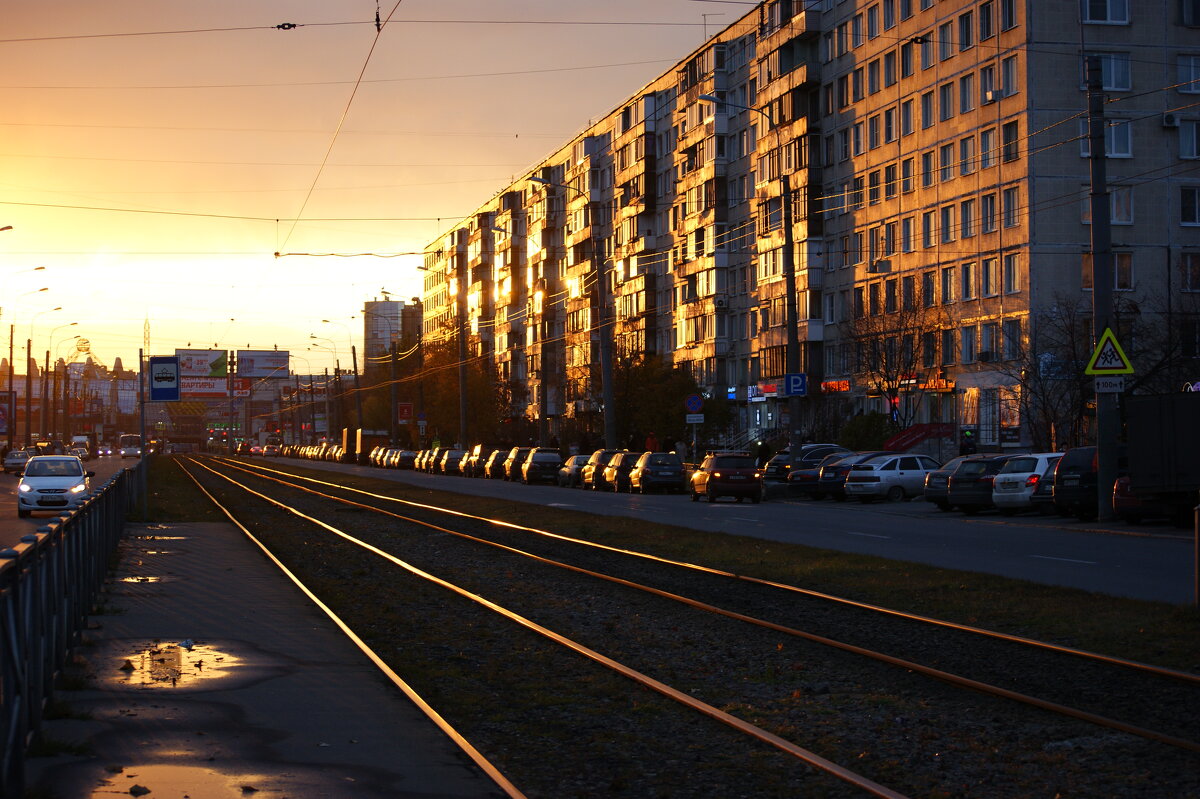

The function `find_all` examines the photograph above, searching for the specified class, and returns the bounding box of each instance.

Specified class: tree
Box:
[609,354,719,448]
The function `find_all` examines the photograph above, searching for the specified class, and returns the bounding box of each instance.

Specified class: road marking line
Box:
[730,517,757,521]
[845,531,891,539]
[1030,554,1097,565]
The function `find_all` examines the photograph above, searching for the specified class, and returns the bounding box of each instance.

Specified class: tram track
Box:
[181,456,1200,797]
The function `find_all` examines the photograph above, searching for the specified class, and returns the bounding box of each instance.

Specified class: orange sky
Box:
[0,0,715,372]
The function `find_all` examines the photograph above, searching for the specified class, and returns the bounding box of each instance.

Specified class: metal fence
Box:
[0,460,143,798]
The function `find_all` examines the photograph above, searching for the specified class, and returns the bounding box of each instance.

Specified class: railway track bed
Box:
[178,456,1199,798]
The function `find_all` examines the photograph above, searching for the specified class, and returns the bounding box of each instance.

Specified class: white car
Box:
[992,452,1062,515]
[17,455,94,518]
[844,454,942,502]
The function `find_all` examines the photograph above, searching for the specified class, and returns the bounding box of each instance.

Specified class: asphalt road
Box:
[286,458,1198,606]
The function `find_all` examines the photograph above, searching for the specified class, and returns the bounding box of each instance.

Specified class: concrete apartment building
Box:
[423,0,1200,450]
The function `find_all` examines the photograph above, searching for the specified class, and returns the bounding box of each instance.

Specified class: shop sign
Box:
[820,380,851,393]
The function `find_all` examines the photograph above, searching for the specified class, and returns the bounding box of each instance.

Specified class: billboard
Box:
[180,377,251,398]
[176,349,228,377]
[236,350,290,378]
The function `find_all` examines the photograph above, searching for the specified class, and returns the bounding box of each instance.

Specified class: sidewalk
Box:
[27,521,502,799]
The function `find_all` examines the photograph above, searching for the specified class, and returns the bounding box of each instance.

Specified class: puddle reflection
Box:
[115,641,240,688]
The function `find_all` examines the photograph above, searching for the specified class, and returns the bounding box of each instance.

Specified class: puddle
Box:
[117,576,174,584]
[88,764,287,798]
[113,641,241,688]
[138,535,187,541]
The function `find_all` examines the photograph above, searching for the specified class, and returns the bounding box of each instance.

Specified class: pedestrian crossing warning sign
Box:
[1084,328,1134,375]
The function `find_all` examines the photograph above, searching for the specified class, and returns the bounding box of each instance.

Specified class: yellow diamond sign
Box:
[1084,328,1134,375]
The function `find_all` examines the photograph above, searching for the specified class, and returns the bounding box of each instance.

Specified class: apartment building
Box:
[423,0,1200,449]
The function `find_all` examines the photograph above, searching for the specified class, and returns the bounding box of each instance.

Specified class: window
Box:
[837,75,850,108]
[1183,252,1200,291]
[962,261,976,299]
[1182,121,1200,159]
[1003,253,1020,293]
[922,210,937,247]
[853,122,864,155]
[922,150,935,186]
[939,82,955,120]
[868,115,881,149]
[902,275,916,310]
[1081,185,1134,225]
[939,22,954,61]
[884,164,898,198]
[1179,56,1200,93]
[960,74,975,112]
[922,331,937,368]
[852,14,865,47]
[885,278,898,313]
[941,329,956,364]
[884,52,897,86]
[1081,251,1134,290]
[961,326,977,363]
[869,170,882,204]
[1000,0,1017,30]
[884,0,896,29]
[980,127,997,168]
[868,59,881,94]
[868,4,880,38]
[901,41,914,77]
[1079,119,1132,158]
[921,91,935,128]
[960,137,976,175]
[981,193,997,233]
[922,271,935,307]
[1185,0,1200,26]
[1081,0,1129,24]
[853,68,864,101]
[1002,318,1021,359]
[941,206,956,242]
[981,322,999,359]
[958,12,975,51]
[980,1,995,39]
[982,257,997,295]
[1081,52,1131,91]
[1184,187,1200,225]
[942,266,956,303]
[921,34,934,70]
[902,216,915,251]
[1002,120,1020,161]
[961,199,976,238]
[901,99,914,136]
[869,282,881,315]
[980,66,996,103]
[901,158,915,192]
[838,128,850,161]
[1002,55,1018,96]
[901,0,913,20]
[939,144,955,182]
[1002,187,1020,227]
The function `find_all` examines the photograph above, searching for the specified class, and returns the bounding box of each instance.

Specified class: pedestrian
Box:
[645,431,659,452]
[675,438,688,460]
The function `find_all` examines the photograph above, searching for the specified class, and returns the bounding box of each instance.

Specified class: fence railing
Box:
[0,460,143,798]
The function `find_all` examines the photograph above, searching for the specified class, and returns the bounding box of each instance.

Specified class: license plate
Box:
[728,475,746,480]
[1063,476,1079,485]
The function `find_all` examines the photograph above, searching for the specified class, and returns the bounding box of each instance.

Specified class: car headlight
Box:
[70,483,87,494]
[19,483,31,492]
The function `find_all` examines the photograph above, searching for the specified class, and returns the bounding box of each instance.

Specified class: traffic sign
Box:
[148,356,180,402]
[1094,376,1125,394]
[684,393,703,413]
[782,373,808,397]
[685,413,704,424]
[1084,328,1134,375]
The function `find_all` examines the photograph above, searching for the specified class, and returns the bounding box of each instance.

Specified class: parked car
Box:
[1112,475,1190,527]
[786,452,850,499]
[602,451,640,492]
[262,444,281,457]
[482,449,507,479]
[462,444,493,477]
[946,454,1018,515]
[1052,445,1108,521]
[438,448,466,475]
[557,454,588,487]
[922,454,977,511]
[502,447,534,481]
[1028,457,1062,516]
[581,449,622,490]
[762,444,851,482]
[689,451,762,503]
[4,449,32,474]
[17,455,94,518]
[844,454,941,502]
[816,451,899,501]
[393,450,417,469]
[521,448,563,485]
[629,451,686,494]
[992,453,1062,515]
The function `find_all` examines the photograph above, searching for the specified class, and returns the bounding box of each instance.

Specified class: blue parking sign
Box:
[783,373,807,397]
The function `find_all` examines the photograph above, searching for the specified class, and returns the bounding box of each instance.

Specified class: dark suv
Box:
[689,452,762,503]
[946,454,1017,515]
[763,444,851,482]
[1052,446,1099,521]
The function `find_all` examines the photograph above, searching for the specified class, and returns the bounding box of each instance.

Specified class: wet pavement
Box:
[26,522,502,799]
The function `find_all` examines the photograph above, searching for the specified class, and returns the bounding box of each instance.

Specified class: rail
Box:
[0,459,143,798]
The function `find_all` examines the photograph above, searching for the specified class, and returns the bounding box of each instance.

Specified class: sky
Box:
[0,0,725,373]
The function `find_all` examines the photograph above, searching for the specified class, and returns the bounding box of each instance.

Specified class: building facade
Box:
[423,0,1200,451]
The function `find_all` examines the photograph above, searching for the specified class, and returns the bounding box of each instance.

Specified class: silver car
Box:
[844,454,941,502]
[3,448,32,475]
[992,452,1062,515]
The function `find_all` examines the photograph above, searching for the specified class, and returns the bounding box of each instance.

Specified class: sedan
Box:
[689,452,762,503]
[557,454,588,487]
[815,451,899,501]
[992,453,1061,515]
[3,449,32,475]
[844,454,941,502]
[629,451,686,494]
[946,454,1019,515]
[602,451,639,493]
[521,448,563,485]
[17,455,94,518]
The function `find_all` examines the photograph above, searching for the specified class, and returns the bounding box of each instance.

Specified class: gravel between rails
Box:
[192,460,1200,799]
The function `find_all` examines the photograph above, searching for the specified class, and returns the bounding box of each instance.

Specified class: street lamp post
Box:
[529,175,617,449]
[45,322,77,439]
[699,94,803,455]
[25,307,62,445]
[322,319,363,431]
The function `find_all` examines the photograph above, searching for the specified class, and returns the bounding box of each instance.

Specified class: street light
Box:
[528,174,617,449]
[24,307,61,445]
[699,94,804,455]
[44,321,77,439]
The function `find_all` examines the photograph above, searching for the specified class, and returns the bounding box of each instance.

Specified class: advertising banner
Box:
[181,377,229,398]
[176,349,228,377]
[236,350,290,378]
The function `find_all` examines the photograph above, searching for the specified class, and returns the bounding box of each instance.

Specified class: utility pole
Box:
[781,169,803,455]
[1087,55,1117,522]
[24,341,32,446]
[351,344,363,431]
[6,325,13,450]
[389,342,398,446]
[595,230,617,449]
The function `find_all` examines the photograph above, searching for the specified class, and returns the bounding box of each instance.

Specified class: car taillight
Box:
[1025,474,1040,487]
[981,476,995,486]
[712,471,722,479]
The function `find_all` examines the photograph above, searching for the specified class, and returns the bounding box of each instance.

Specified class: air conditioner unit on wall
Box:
[714,296,729,309]
[868,259,892,273]
[1162,112,1181,128]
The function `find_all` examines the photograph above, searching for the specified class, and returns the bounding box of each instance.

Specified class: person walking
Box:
[644,431,660,452]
